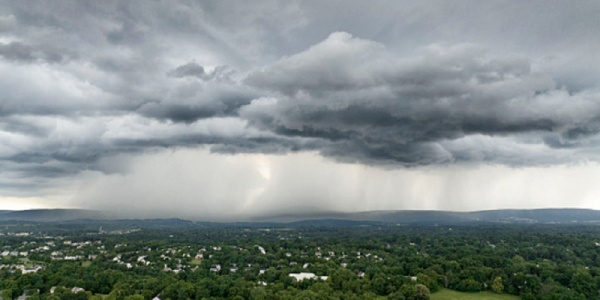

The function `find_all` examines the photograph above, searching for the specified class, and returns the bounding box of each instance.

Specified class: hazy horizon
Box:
[2,206,599,223]
[1,1,600,218]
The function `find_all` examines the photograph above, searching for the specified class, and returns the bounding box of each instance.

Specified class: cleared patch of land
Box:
[431,289,519,300]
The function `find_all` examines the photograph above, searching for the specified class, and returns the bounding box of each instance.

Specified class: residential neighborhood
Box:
[0,221,598,299]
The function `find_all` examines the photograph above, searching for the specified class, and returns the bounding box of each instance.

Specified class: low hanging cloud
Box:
[241,32,600,166]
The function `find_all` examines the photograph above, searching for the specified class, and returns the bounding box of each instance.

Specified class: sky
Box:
[1,1,600,219]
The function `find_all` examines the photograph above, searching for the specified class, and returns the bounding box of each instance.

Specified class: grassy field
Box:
[431,289,520,300]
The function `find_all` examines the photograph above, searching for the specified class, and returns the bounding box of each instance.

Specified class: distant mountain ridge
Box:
[252,208,600,224]
[0,209,106,222]
[1,208,599,224]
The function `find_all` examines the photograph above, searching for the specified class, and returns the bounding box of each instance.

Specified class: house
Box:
[18,265,42,274]
[288,272,328,281]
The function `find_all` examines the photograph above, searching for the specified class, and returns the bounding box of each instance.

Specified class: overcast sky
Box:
[1,1,600,219]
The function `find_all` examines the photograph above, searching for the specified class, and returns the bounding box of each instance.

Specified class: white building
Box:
[288,272,328,281]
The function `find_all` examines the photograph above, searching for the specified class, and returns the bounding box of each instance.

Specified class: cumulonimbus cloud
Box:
[241,32,600,166]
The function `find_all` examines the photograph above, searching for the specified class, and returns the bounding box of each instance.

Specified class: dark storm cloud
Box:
[135,81,260,122]
[0,41,65,63]
[242,32,600,165]
[168,62,207,79]
[168,62,235,82]
[1,0,600,196]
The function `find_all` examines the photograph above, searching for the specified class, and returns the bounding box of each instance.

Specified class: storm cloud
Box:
[1,1,600,215]
[242,32,600,165]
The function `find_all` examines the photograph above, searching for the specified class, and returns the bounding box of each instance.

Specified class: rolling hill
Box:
[1,208,600,224]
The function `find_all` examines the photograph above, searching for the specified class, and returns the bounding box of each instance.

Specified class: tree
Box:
[492,276,504,293]
[388,290,406,300]
[413,284,430,300]
[161,281,195,300]
[249,287,267,300]
[330,268,358,292]
[398,284,430,300]
[293,290,319,300]
[571,268,595,297]
[456,278,482,292]
[1,289,13,300]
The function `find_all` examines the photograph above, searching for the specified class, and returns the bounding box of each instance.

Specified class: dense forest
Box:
[1,221,600,299]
